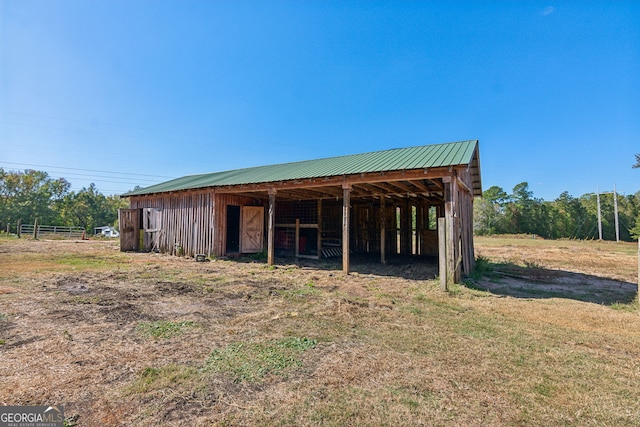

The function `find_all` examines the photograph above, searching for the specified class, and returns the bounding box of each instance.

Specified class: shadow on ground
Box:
[468,261,638,306]
[236,253,439,281]
[234,253,638,305]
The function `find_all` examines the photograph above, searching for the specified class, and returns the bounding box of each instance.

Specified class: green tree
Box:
[0,168,71,229]
[474,186,509,235]
[551,192,588,239]
[506,182,536,235]
[58,184,119,232]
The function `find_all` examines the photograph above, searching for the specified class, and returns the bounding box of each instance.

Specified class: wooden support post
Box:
[450,176,462,283]
[295,218,300,258]
[438,217,447,291]
[33,218,38,240]
[317,199,323,258]
[342,184,351,274]
[380,195,386,264]
[443,177,456,285]
[415,203,421,256]
[597,187,603,240]
[17,220,21,238]
[614,184,620,242]
[402,199,411,255]
[267,189,276,266]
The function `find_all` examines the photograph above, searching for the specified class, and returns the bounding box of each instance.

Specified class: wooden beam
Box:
[390,180,416,194]
[410,179,431,193]
[456,175,472,195]
[352,183,382,196]
[349,185,373,197]
[214,167,456,194]
[364,182,392,194]
[429,179,444,191]
[342,184,351,274]
[381,181,410,195]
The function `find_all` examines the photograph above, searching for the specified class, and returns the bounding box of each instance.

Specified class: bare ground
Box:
[474,236,638,304]
[0,237,638,426]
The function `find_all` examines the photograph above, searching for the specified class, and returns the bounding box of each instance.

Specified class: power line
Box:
[0,161,175,179]
[1,110,210,140]
[0,111,214,148]
[0,164,162,195]
[35,171,162,183]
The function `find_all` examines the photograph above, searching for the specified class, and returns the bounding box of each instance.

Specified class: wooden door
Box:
[241,206,264,253]
[142,208,162,252]
[119,209,139,251]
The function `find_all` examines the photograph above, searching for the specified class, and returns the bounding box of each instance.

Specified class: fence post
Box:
[33,218,38,240]
[17,220,21,238]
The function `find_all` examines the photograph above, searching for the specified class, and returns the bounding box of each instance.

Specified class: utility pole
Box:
[596,187,603,240]
[613,184,620,242]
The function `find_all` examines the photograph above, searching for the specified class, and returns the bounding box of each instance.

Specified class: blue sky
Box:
[1,1,638,200]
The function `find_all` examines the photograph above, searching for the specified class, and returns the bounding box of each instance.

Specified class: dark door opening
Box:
[226,205,240,254]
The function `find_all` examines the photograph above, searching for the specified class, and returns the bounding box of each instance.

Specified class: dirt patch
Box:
[474,236,638,304]
[475,271,637,304]
[0,286,19,294]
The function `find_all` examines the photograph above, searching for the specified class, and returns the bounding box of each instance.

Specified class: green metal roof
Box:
[124,140,480,196]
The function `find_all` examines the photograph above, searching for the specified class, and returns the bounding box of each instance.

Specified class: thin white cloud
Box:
[543,6,555,16]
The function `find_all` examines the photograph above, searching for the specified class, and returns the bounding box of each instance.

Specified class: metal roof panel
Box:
[124,140,480,196]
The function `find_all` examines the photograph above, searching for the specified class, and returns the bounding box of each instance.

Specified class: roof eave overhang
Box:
[127,163,482,201]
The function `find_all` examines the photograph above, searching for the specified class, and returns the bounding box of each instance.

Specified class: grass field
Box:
[0,235,638,426]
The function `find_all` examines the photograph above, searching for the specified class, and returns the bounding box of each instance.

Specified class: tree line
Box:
[474,182,640,241]
[0,168,129,235]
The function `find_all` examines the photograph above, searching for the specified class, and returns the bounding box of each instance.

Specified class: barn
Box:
[119,140,482,284]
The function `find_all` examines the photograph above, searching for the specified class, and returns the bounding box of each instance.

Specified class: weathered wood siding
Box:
[129,190,216,257]
[128,191,265,257]
[456,166,476,276]
[443,166,476,281]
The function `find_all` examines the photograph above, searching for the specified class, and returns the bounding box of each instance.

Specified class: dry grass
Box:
[0,235,638,426]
